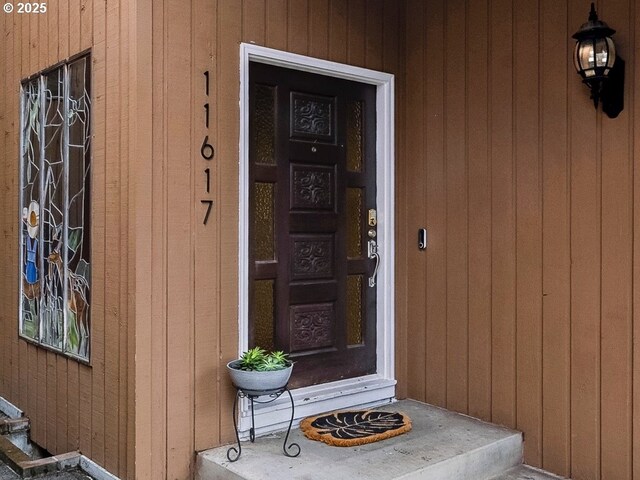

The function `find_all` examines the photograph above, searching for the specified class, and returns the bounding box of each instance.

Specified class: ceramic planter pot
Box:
[226,360,294,394]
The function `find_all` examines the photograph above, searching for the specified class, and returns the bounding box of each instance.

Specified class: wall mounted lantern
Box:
[572,2,624,118]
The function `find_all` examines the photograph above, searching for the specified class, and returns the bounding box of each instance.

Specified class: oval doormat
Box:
[300,410,412,447]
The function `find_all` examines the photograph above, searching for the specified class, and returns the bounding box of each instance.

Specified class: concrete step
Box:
[489,465,568,480]
[197,399,523,480]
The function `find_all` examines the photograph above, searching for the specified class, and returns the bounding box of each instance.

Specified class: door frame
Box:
[238,44,395,434]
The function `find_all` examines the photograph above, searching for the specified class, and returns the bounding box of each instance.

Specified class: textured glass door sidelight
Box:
[249,62,377,388]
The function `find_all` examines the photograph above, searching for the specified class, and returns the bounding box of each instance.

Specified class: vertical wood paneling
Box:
[0,0,132,476]
[38,1,46,69]
[53,355,67,451]
[104,0,121,473]
[70,0,80,54]
[48,0,59,65]
[265,0,287,50]
[81,0,93,51]
[54,0,72,455]
[424,0,447,409]
[0,11,6,402]
[444,0,469,414]
[12,13,22,417]
[328,0,347,63]
[466,0,492,422]
[309,0,329,60]
[634,3,640,478]
[91,0,107,466]
[514,0,543,466]
[4,2,640,480]
[347,0,365,67]
[400,1,638,477]
[21,12,28,75]
[165,0,195,477]
[216,0,242,442]
[242,0,265,44]
[386,0,406,399]
[489,0,516,429]
[59,0,69,58]
[131,0,154,476]
[30,12,38,72]
[287,0,308,55]
[66,360,79,452]
[150,0,168,475]
[365,0,383,71]
[404,0,427,403]
[45,353,57,452]
[599,1,633,478]
[569,0,601,476]
[193,0,219,452]
[118,0,130,472]
[78,365,91,455]
[541,0,571,474]
[35,350,46,445]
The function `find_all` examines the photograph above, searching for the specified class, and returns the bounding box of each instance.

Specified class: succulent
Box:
[238,347,290,371]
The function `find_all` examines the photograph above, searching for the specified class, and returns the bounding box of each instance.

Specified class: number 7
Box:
[201,200,214,225]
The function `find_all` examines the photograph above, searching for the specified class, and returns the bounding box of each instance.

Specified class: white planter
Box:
[226,360,294,394]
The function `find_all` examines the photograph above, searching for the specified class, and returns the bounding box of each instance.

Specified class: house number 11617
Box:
[201,71,214,224]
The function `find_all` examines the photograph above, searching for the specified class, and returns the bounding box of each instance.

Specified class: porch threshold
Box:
[237,375,396,437]
[197,399,523,480]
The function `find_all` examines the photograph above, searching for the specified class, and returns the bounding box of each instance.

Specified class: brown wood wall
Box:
[399,0,639,479]
[0,1,134,478]
[3,1,640,479]
[131,1,403,478]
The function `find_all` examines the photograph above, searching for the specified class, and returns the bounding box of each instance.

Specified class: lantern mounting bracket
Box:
[572,2,624,118]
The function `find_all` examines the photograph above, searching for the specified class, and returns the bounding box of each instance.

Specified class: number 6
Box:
[201,135,214,160]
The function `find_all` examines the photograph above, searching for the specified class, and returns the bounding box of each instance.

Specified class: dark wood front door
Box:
[249,62,377,389]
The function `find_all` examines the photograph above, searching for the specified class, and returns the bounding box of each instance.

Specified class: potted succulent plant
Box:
[226,347,294,393]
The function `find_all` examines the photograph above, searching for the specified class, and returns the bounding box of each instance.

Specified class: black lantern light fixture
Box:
[572,2,624,118]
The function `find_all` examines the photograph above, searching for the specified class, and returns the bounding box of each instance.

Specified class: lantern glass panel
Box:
[594,38,609,67]
[605,37,616,67]
[573,42,582,73]
[578,39,597,76]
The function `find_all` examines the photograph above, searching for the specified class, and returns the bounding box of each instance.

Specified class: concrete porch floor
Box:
[197,399,567,480]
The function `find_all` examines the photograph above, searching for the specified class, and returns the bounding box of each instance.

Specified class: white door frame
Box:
[238,43,395,435]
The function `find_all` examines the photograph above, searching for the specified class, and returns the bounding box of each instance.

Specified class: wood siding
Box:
[132,1,402,479]
[400,0,638,479]
[0,1,133,478]
[2,1,640,480]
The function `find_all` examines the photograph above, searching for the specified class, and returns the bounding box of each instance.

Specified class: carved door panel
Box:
[249,62,377,389]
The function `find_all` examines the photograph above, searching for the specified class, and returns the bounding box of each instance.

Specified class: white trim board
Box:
[0,397,23,419]
[238,43,396,433]
[79,455,121,480]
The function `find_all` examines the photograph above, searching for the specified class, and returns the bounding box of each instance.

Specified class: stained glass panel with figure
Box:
[20,79,42,340]
[18,55,92,361]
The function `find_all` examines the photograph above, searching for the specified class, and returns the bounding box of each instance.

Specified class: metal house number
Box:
[201,70,214,225]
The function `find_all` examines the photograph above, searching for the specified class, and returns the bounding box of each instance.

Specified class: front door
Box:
[248,62,378,389]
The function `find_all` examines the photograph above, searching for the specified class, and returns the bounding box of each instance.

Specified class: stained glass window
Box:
[19,55,92,361]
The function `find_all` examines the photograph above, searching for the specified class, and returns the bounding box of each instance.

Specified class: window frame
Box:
[18,51,92,364]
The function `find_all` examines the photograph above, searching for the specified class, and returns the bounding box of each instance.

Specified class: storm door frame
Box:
[238,43,395,434]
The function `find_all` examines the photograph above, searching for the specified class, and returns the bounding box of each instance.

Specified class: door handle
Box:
[368,239,380,288]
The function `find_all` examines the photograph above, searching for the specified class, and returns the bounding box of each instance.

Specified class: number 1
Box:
[204,168,210,193]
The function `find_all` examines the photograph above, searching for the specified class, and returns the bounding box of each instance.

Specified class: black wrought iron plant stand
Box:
[227,385,301,462]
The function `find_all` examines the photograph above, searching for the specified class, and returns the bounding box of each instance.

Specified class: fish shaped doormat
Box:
[300,410,412,447]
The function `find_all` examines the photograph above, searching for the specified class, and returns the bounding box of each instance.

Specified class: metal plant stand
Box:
[227,385,301,462]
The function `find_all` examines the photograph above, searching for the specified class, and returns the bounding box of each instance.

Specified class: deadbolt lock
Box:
[368,209,377,227]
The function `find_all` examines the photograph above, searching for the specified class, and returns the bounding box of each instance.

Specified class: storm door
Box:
[248,62,378,389]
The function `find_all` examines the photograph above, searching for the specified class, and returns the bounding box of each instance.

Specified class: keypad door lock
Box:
[368,209,377,227]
